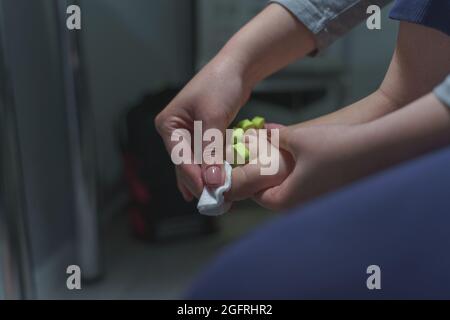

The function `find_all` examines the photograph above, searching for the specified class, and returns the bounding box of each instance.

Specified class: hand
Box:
[155,58,251,201]
[254,124,364,210]
[228,124,367,210]
[226,123,295,202]
[155,4,315,201]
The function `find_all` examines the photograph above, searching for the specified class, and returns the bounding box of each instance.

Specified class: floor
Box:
[44,201,273,299]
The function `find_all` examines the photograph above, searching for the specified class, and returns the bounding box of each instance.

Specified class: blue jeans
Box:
[187,146,450,299]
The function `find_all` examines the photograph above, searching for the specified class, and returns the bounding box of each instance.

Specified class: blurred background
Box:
[0,0,397,299]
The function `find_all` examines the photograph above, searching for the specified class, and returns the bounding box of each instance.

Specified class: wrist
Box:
[213,38,260,92]
[210,3,317,94]
[204,46,255,108]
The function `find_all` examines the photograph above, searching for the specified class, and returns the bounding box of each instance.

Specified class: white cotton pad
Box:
[197,162,233,216]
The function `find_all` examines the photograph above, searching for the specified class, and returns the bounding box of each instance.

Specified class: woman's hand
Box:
[253,124,366,210]
[155,58,251,201]
[230,92,450,211]
[155,4,316,201]
[227,124,366,209]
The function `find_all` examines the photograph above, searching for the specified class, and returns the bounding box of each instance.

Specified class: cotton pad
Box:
[197,162,233,216]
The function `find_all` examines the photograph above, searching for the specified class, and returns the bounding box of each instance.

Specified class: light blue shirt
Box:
[270,0,450,108]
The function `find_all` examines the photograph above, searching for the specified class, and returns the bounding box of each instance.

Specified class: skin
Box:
[228,23,450,209]
[227,20,450,208]
[156,3,450,208]
[229,95,450,210]
[155,4,315,200]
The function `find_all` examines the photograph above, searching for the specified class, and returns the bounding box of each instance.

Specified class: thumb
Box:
[252,166,300,211]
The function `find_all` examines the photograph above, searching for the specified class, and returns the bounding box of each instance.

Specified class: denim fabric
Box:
[390,0,450,37]
[270,0,391,51]
[188,146,450,299]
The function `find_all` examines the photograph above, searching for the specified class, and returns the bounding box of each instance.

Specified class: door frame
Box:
[0,3,36,300]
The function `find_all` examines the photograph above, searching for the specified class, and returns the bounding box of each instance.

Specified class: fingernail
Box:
[205,166,222,186]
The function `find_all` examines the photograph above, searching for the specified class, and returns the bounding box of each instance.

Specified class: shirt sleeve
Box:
[269,0,392,53]
[434,75,450,108]
[389,0,450,38]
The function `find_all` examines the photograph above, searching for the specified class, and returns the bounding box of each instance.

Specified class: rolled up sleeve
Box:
[434,75,450,108]
[269,0,391,53]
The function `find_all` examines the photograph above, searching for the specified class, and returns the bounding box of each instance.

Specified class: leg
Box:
[187,147,450,299]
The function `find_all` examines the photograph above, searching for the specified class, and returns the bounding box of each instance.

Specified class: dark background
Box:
[0,0,397,299]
